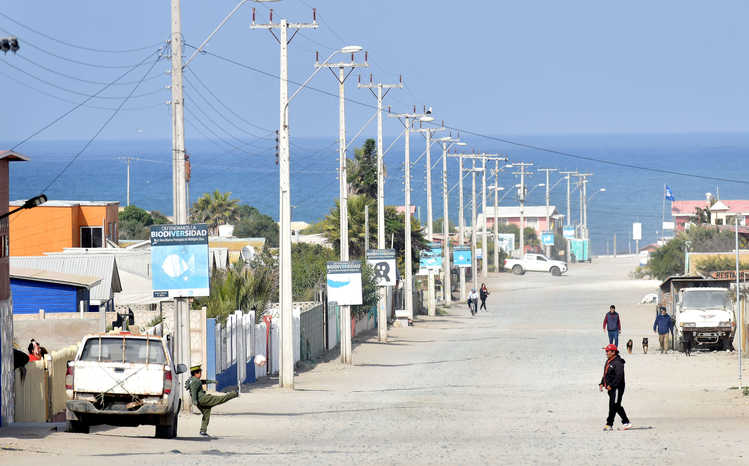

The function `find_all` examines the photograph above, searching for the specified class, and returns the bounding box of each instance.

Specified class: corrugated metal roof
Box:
[10,267,101,288]
[10,255,122,301]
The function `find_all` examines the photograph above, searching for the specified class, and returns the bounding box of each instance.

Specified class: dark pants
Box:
[197,391,238,433]
[607,330,619,347]
[606,386,630,426]
[480,297,487,310]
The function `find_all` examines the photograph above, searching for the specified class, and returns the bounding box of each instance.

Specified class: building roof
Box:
[0,150,29,162]
[10,267,101,289]
[10,255,122,301]
[672,200,749,216]
[114,269,163,306]
[8,200,118,207]
[208,237,266,252]
[392,205,417,215]
[481,205,558,219]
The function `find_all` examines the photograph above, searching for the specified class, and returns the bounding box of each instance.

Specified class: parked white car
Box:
[65,332,186,438]
[504,253,568,276]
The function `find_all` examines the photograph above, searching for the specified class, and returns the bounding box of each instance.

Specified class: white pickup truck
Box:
[504,253,568,276]
[675,287,735,351]
[65,332,186,438]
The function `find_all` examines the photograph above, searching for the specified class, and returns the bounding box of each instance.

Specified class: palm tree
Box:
[190,190,240,234]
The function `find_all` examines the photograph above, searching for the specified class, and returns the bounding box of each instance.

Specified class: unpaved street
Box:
[2,256,747,465]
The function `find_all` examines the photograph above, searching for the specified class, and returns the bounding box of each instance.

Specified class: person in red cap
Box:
[599,344,632,431]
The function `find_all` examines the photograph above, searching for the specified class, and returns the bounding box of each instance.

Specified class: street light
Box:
[588,187,606,203]
[0,194,47,220]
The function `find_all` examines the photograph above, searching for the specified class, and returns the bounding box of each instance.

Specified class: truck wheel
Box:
[719,337,734,351]
[66,420,89,434]
[550,266,561,276]
[155,413,178,439]
[512,265,524,275]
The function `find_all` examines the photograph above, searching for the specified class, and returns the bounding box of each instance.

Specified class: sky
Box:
[1,0,749,144]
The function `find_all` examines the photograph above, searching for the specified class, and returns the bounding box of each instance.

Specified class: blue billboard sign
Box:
[151,224,210,298]
[541,232,555,246]
[563,226,576,239]
[453,246,472,268]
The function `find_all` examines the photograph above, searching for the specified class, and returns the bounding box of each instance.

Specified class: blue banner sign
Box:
[453,246,472,268]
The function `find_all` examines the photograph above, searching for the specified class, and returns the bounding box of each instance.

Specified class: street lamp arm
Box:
[184,0,252,70]
[0,194,47,220]
[286,50,338,108]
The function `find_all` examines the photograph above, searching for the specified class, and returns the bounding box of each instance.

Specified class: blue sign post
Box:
[453,246,472,268]
[541,232,555,246]
[151,224,210,298]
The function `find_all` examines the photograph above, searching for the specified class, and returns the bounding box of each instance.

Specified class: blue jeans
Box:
[608,330,619,347]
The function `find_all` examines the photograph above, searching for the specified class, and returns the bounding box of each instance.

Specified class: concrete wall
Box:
[14,313,103,351]
[1,298,13,425]
[14,345,78,423]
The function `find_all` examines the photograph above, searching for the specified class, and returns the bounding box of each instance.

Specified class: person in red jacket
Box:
[600,344,632,431]
[603,305,621,347]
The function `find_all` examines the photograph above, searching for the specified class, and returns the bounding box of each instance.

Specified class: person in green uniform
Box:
[185,364,238,436]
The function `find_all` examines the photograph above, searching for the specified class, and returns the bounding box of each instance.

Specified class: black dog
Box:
[626,339,633,354]
[642,337,648,354]
[683,333,693,356]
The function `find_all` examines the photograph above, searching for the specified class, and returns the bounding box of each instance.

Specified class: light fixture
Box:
[340,45,363,54]
[0,194,47,220]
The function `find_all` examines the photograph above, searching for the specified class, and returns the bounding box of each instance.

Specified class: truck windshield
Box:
[682,291,729,309]
[80,337,167,364]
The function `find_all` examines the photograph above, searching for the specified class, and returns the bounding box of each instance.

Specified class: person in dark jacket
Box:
[479,283,489,311]
[653,307,674,354]
[603,305,621,347]
[599,344,631,430]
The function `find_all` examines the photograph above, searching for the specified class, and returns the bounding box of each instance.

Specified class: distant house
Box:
[8,200,119,256]
[10,267,100,314]
[477,205,562,238]
[10,255,122,313]
[672,200,749,232]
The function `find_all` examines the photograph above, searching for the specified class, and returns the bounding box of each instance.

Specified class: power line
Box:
[0,12,164,53]
[0,67,166,111]
[16,53,166,86]
[40,48,165,192]
[2,56,166,100]
[0,27,156,69]
[184,106,272,158]
[12,47,165,151]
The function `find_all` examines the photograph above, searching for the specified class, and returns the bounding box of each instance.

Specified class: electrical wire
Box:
[183,88,274,151]
[2,57,166,100]
[0,12,164,53]
[184,106,272,158]
[0,67,166,111]
[40,48,166,192]
[16,53,167,86]
[12,47,165,151]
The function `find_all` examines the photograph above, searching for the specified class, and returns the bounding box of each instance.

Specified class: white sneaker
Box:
[622,423,632,430]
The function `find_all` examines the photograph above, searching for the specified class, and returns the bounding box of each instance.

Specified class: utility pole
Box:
[471,159,479,292]
[511,162,534,256]
[252,7,318,385]
[389,107,431,321]
[170,0,191,412]
[435,136,463,304]
[317,47,367,364]
[358,75,402,341]
[412,120,445,317]
[575,173,592,240]
[458,153,466,301]
[538,168,557,257]
[364,204,369,253]
[117,156,136,206]
[492,160,500,271]
[560,171,577,262]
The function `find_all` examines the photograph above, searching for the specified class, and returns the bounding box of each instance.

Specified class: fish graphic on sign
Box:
[161,254,196,280]
[327,278,351,288]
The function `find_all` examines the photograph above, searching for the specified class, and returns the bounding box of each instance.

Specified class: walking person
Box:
[603,305,621,347]
[479,283,489,311]
[653,306,674,354]
[599,344,632,431]
[185,364,239,436]
[467,288,479,316]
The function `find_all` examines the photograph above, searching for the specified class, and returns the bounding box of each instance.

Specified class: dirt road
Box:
[2,256,747,465]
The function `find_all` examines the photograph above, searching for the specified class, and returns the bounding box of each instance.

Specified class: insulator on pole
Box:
[252,8,256,23]
[313,8,317,21]
[269,9,273,21]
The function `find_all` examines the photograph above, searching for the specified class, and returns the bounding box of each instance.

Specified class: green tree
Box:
[193,249,277,324]
[190,190,240,234]
[118,205,170,240]
[292,243,336,301]
[320,195,378,259]
[384,206,428,274]
[353,263,380,317]
[434,217,456,234]
[234,204,279,247]
[347,138,378,198]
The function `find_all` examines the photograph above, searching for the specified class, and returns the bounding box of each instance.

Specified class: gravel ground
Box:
[2,255,748,465]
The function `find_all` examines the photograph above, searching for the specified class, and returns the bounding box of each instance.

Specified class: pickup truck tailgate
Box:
[74,362,164,396]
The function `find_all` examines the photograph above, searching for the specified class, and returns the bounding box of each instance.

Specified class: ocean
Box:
[6,132,749,255]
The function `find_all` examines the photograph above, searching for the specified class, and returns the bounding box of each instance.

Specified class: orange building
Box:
[9,201,119,256]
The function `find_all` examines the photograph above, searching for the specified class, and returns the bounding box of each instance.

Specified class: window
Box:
[81,226,103,248]
[80,337,167,364]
